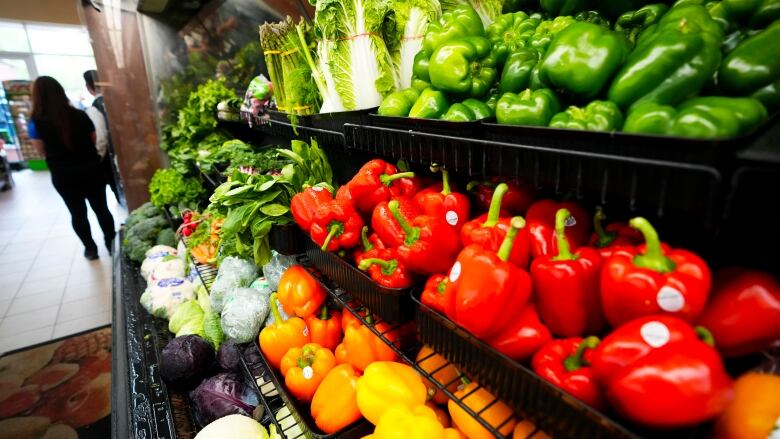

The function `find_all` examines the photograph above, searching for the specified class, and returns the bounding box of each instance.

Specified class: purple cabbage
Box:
[217,340,242,372]
[160,335,214,387]
[190,372,260,425]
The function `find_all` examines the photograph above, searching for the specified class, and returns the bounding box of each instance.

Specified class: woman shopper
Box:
[28,76,115,260]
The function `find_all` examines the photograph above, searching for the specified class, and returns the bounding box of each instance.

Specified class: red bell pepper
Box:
[531,337,605,409]
[447,217,533,338]
[310,199,364,252]
[338,159,416,214]
[591,315,733,428]
[531,208,605,337]
[468,177,535,215]
[486,303,552,361]
[386,199,460,276]
[526,199,591,259]
[588,206,642,259]
[371,198,421,248]
[460,183,531,269]
[420,274,450,315]
[696,268,780,358]
[353,226,386,266]
[291,184,333,233]
[357,248,414,288]
[413,166,471,230]
[600,217,712,327]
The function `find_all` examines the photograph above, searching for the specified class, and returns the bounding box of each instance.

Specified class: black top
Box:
[32,109,100,171]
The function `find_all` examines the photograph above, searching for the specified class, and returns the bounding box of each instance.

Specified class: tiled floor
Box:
[0,169,126,354]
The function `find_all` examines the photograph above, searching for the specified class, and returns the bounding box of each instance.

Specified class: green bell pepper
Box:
[623,97,767,137]
[672,0,735,32]
[722,0,780,28]
[574,10,612,27]
[528,16,577,53]
[614,4,671,45]
[607,4,724,109]
[485,91,500,112]
[594,0,665,18]
[498,48,542,94]
[486,12,543,65]
[409,88,450,119]
[423,4,485,54]
[378,89,420,117]
[442,103,477,121]
[718,21,780,110]
[429,37,498,99]
[539,22,631,100]
[462,98,494,119]
[496,89,562,126]
[541,0,591,16]
[549,100,625,131]
[413,51,430,82]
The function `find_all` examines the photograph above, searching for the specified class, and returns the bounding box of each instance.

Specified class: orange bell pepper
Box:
[356,361,428,425]
[311,363,362,434]
[714,372,780,439]
[279,343,336,403]
[448,380,516,439]
[513,419,550,439]
[369,404,464,439]
[277,265,327,318]
[417,345,461,405]
[259,294,311,369]
[336,314,398,371]
[305,305,342,351]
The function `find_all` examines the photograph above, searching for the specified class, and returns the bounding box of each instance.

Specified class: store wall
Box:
[0,0,81,25]
[80,1,162,209]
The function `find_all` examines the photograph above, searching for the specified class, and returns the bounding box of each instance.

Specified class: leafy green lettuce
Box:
[384,0,442,89]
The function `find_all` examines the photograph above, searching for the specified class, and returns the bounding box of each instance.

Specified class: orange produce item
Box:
[305,306,342,351]
[277,265,327,318]
[259,293,311,369]
[714,372,780,439]
[513,419,551,439]
[427,401,451,427]
[310,363,362,434]
[280,343,336,403]
[448,381,516,439]
[417,345,460,404]
[336,315,398,371]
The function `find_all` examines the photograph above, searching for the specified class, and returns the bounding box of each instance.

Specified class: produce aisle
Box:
[114,1,780,439]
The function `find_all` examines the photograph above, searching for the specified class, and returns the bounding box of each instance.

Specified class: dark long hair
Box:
[31,76,73,146]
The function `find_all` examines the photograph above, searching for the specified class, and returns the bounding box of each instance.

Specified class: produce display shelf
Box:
[298,256,543,439]
[244,112,345,149]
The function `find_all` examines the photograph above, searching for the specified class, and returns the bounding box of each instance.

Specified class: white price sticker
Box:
[640,321,671,348]
[449,261,462,283]
[303,366,314,380]
[657,286,685,312]
[302,326,309,337]
[445,210,459,226]
[565,216,577,227]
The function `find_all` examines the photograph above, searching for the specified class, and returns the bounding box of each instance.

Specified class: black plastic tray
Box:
[410,289,708,439]
[370,113,484,138]
[482,110,780,167]
[266,109,313,127]
[269,224,307,256]
[304,237,415,324]
[252,340,372,439]
[310,108,375,132]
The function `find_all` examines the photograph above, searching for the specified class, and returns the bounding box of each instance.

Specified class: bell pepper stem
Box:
[695,326,715,347]
[360,226,373,251]
[380,171,415,186]
[358,257,398,276]
[552,208,577,261]
[436,278,448,294]
[270,293,283,327]
[319,305,329,320]
[320,222,343,251]
[297,345,316,369]
[630,217,676,273]
[593,206,616,248]
[388,199,421,246]
[483,183,509,228]
[497,216,526,262]
[431,164,451,195]
[563,336,600,372]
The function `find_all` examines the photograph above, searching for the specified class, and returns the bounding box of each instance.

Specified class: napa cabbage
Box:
[384,0,442,89]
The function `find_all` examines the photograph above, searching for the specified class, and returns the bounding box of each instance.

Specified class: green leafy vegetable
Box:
[149,168,206,214]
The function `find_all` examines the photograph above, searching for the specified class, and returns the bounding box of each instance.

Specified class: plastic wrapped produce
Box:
[210,271,244,313]
[249,277,272,297]
[147,256,186,284]
[264,298,290,328]
[221,288,270,343]
[262,252,297,291]
[219,256,259,284]
[140,277,195,319]
[140,246,178,279]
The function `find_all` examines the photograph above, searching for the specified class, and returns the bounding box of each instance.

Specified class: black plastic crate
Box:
[370,113,484,139]
[251,341,372,439]
[304,237,416,324]
[482,111,780,168]
[310,108,375,132]
[410,289,708,439]
[269,224,307,255]
[266,109,313,127]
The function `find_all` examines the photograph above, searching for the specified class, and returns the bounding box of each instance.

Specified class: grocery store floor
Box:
[0,169,127,354]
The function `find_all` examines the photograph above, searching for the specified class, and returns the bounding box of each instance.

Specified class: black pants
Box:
[103,154,119,202]
[52,165,116,251]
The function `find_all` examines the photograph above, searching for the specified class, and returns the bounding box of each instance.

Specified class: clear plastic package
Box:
[262,252,298,291]
[220,288,270,343]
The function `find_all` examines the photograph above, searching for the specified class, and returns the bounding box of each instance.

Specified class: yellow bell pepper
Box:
[356,361,428,425]
[370,404,465,439]
[714,372,780,439]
